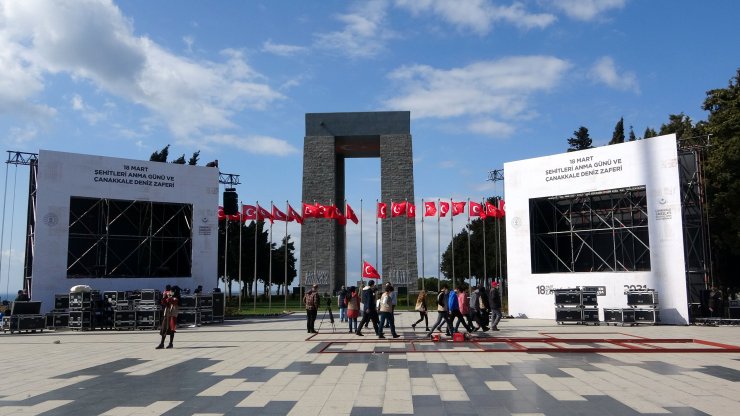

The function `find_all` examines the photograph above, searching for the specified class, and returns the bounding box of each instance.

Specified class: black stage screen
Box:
[530,186,651,274]
[67,197,193,278]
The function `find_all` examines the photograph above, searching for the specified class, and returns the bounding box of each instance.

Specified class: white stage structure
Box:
[504,134,689,324]
[31,150,219,313]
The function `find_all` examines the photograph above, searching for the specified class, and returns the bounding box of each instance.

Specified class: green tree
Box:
[659,113,698,140]
[629,125,637,141]
[188,151,200,166]
[171,154,186,164]
[643,127,658,138]
[608,117,625,145]
[702,69,740,289]
[567,126,594,152]
[272,235,298,295]
[441,197,507,286]
[149,144,170,162]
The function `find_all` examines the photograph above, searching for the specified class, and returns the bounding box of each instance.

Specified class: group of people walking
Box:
[304,280,503,338]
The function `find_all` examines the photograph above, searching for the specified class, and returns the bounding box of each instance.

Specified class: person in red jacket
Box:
[156,286,180,349]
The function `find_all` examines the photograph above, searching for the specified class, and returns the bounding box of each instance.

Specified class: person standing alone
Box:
[338,286,348,323]
[304,284,320,333]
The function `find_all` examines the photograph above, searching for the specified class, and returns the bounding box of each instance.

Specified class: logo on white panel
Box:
[43,213,59,227]
[512,217,521,228]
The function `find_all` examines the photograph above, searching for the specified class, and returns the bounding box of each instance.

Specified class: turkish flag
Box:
[242,204,257,221]
[272,205,287,221]
[316,203,328,218]
[391,201,407,217]
[287,204,303,224]
[452,201,466,216]
[362,261,380,279]
[424,201,437,217]
[469,201,484,218]
[217,206,226,221]
[439,201,450,217]
[346,203,359,224]
[302,203,318,218]
[407,203,416,218]
[377,202,387,219]
[257,205,273,223]
[335,209,347,226]
[485,202,498,218]
[323,204,337,219]
[498,199,506,217]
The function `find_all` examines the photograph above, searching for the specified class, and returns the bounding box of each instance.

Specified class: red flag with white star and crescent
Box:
[362,261,380,279]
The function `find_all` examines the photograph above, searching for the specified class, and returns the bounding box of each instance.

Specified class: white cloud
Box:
[262,39,309,57]
[467,118,516,138]
[384,56,571,125]
[551,0,626,21]
[589,56,640,93]
[7,125,39,145]
[0,0,283,142]
[313,0,394,58]
[394,0,556,33]
[71,94,106,125]
[439,160,456,169]
[208,134,299,156]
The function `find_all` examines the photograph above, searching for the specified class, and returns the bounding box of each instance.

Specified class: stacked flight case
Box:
[135,289,161,330]
[110,291,136,330]
[554,288,599,325]
[604,290,660,326]
[69,290,101,330]
[197,293,213,325]
[46,294,70,330]
[177,295,198,327]
[4,301,45,334]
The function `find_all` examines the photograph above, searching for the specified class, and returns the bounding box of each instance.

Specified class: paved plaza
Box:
[2,313,740,416]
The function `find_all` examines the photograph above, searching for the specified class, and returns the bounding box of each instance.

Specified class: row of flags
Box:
[217,199,506,224]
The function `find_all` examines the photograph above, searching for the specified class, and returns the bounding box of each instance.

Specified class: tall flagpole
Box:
[482,198,487,287]
[344,199,348,289]
[421,198,425,292]
[253,201,259,311]
[437,198,441,292]
[375,199,379,275]
[467,198,472,290]
[404,198,409,287]
[224,215,229,296]
[284,200,289,311]
[451,197,455,289]
[238,201,243,312]
[389,198,393,284]
[269,201,274,313]
[360,199,363,283]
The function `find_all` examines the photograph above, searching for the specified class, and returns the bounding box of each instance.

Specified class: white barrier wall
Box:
[32,150,219,313]
[504,134,689,324]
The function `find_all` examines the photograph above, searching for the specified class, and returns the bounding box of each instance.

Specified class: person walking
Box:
[156,285,180,349]
[449,285,473,333]
[472,284,490,331]
[383,282,397,329]
[346,286,360,333]
[489,281,503,331]
[304,284,320,334]
[378,285,401,338]
[338,286,348,323]
[426,285,453,337]
[412,290,429,331]
[455,286,473,332]
[356,280,382,338]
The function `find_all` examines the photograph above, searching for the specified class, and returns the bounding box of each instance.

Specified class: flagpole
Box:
[375,199,379,276]
[344,199,348,290]
[437,198,440,293]
[329,198,334,293]
[268,202,274,313]
[404,199,409,287]
[450,197,455,289]
[483,199,487,287]
[467,198,472,290]
[224,215,229,297]
[421,198,425,292]
[360,199,363,283]
[238,201,243,312]
[389,198,393,285]
[254,201,259,312]
[284,200,289,311]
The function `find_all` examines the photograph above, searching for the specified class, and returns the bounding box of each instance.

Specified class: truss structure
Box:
[67,197,193,278]
[530,186,651,274]
[677,137,712,307]
[4,151,38,292]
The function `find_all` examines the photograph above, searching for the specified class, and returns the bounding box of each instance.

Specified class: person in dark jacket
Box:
[471,284,490,331]
[425,285,453,337]
[338,286,348,322]
[356,280,382,338]
[303,284,320,334]
[489,281,502,331]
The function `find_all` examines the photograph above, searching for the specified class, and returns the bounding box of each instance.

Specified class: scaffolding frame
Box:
[530,186,651,274]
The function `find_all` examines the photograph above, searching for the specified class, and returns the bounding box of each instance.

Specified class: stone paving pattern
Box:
[2,314,740,415]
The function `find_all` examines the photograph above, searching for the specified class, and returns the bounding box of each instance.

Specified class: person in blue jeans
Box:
[449,285,472,333]
[426,285,453,337]
[338,286,348,323]
[378,284,400,338]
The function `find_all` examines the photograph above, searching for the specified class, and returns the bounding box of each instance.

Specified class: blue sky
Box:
[1,0,739,295]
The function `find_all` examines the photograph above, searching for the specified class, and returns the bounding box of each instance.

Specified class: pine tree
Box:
[643,127,658,139]
[629,126,637,141]
[149,144,170,162]
[172,154,186,164]
[188,151,200,166]
[608,117,625,145]
[567,126,594,152]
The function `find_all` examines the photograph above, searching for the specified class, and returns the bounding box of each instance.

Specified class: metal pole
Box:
[482,199,487,287]
[437,199,440,292]
[269,201,273,313]
[238,201,243,312]
[254,201,259,311]
[451,198,455,289]
[285,200,288,311]
[421,198,425,292]
[467,198,471,290]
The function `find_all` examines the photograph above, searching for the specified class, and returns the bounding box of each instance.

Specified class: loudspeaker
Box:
[223,189,238,215]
